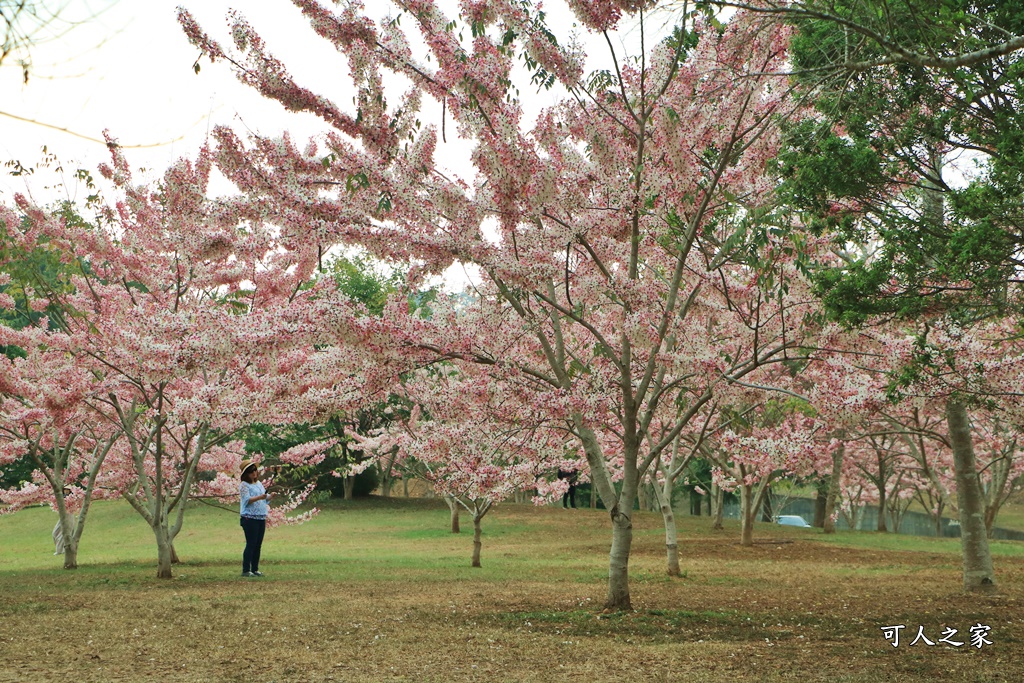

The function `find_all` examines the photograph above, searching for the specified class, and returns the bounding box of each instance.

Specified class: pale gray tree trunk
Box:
[945,401,996,592]
[739,483,756,547]
[576,420,637,610]
[739,479,770,547]
[155,524,174,579]
[710,483,724,530]
[64,486,96,570]
[36,432,116,570]
[378,448,399,497]
[343,475,355,500]
[607,509,633,608]
[823,443,844,534]
[61,542,79,570]
[445,496,460,533]
[57,512,78,570]
[654,480,680,576]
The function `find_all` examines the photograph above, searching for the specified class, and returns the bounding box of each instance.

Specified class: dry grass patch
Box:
[0,498,1022,682]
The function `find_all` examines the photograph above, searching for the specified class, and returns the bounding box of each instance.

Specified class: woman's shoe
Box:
[251,571,264,577]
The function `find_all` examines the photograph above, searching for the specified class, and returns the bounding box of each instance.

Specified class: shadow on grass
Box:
[491,606,867,644]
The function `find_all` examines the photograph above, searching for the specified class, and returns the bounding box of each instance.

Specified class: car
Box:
[775,515,812,528]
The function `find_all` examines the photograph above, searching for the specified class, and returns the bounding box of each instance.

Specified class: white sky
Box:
[1,1,371,196]
[0,0,675,289]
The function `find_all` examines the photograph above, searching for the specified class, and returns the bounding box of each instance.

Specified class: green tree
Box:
[770,0,1022,592]
[0,209,69,358]
[700,1,1024,71]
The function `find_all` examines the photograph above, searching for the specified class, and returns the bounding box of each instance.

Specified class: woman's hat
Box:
[240,459,258,479]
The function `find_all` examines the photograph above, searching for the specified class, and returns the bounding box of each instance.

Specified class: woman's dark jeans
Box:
[240,516,266,573]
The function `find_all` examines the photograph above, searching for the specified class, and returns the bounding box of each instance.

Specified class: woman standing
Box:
[239,459,272,577]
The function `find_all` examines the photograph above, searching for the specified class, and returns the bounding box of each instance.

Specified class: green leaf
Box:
[346,172,370,194]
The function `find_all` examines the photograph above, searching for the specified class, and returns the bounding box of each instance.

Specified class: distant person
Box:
[558,469,578,509]
[239,460,272,577]
[52,520,64,555]
[53,487,72,555]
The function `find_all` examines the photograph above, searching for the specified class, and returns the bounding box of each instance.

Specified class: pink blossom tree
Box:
[971,414,1024,535]
[809,317,1024,560]
[353,365,566,567]
[0,321,121,569]
[180,1,818,609]
[844,428,905,532]
[713,407,827,546]
[1,144,360,578]
[646,403,708,575]
[883,399,1024,538]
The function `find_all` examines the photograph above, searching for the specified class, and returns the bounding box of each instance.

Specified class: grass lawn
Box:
[1,497,1022,682]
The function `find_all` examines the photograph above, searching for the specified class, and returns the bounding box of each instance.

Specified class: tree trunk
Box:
[381,477,393,497]
[711,484,724,530]
[446,496,460,534]
[645,481,658,512]
[62,544,78,570]
[739,484,756,547]
[690,489,702,516]
[155,524,174,579]
[170,543,180,564]
[760,485,773,522]
[343,475,355,500]
[606,508,633,610]
[823,444,844,534]
[57,512,77,570]
[946,400,996,592]
[813,479,827,528]
[984,502,998,538]
[590,484,597,509]
[403,475,409,497]
[888,493,908,534]
[661,501,680,577]
[652,479,681,576]
[575,421,634,611]
[60,513,78,570]
[876,483,888,532]
[471,514,483,567]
